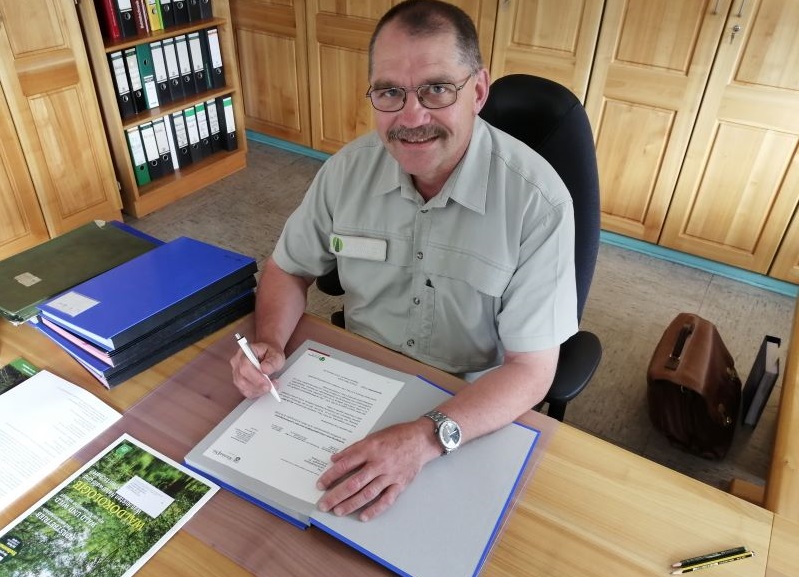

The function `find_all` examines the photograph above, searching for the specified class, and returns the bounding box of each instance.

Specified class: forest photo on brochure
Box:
[0,435,217,577]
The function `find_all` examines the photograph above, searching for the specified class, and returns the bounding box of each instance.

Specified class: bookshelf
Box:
[78,0,247,218]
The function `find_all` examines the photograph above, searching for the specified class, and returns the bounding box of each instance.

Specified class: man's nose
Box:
[396,89,432,123]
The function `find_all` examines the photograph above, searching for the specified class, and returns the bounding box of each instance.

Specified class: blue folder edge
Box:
[108,221,164,246]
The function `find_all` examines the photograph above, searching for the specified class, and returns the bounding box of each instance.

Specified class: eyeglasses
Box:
[366,75,473,112]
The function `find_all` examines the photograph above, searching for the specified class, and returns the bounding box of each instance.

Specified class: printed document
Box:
[0,371,121,511]
[202,348,404,503]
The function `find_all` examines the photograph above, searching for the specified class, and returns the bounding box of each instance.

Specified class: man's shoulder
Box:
[481,120,570,206]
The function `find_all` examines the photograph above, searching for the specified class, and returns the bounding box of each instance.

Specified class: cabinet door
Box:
[232,0,312,147]
[0,0,120,235]
[660,0,799,273]
[490,0,603,102]
[585,0,730,242]
[771,209,799,283]
[0,81,49,259]
[306,0,498,154]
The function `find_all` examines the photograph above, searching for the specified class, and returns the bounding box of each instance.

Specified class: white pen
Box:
[235,333,281,402]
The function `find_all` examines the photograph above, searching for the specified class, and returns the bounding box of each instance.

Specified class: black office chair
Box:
[480,74,601,421]
[316,74,602,421]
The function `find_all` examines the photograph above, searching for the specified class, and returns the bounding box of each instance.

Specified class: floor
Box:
[126,140,797,493]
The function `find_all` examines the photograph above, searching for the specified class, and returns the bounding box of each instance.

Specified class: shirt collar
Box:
[369,118,491,214]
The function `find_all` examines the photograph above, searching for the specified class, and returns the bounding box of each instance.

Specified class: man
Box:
[231,0,577,521]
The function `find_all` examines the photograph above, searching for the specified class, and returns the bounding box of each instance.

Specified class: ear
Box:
[472,68,490,114]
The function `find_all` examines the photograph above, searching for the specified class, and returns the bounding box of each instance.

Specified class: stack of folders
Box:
[96,0,214,41]
[109,28,227,120]
[32,237,257,389]
[124,95,238,186]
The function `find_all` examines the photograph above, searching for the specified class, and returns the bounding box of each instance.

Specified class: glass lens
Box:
[370,87,405,112]
[418,83,457,109]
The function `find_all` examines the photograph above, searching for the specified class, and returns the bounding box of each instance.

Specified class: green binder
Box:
[0,221,160,324]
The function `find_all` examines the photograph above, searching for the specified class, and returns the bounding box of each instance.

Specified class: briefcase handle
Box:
[666,323,694,370]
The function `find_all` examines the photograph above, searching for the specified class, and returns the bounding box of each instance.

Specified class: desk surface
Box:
[0,314,792,577]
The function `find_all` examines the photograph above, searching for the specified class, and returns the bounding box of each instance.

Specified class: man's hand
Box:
[316,418,441,521]
[230,342,285,399]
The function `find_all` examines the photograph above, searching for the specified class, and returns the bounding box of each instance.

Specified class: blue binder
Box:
[38,237,257,350]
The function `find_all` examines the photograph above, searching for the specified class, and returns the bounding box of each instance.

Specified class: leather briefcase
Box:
[647,313,742,459]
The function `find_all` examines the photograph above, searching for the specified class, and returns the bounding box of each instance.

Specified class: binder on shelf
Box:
[150,41,172,106]
[205,98,223,153]
[161,37,184,102]
[159,0,176,28]
[217,95,238,151]
[198,0,213,19]
[194,102,213,158]
[172,0,190,25]
[187,0,202,22]
[139,121,165,180]
[123,47,147,114]
[162,115,180,171]
[205,28,225,89]
[183,107,204,163]
[174,35,196,97]
[125,127,151,186]
[132,0,151,34]
[187,31,208,93]
[115,0,137,38]
[152,117,175,177]
[108,51,135,118]
[170,111,193,168]
[38,237,258,351]
[135,43,160,110]
[742,335,782,428]
[146,0,163,31]
[95,0,121,41]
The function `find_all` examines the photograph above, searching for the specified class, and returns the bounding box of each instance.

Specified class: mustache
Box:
[387,124,447,142]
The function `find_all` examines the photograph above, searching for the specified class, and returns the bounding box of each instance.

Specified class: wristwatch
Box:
[423,410,462,455]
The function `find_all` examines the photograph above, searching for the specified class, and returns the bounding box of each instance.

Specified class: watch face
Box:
[439,420,461,450]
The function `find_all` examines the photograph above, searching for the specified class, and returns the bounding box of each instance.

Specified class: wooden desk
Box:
[766,299,799,520]
[0,315,785,576]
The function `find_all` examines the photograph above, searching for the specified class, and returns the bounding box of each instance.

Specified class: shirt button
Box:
[406,339,415,347]
[416,251,424,260]
[413,297,421,305]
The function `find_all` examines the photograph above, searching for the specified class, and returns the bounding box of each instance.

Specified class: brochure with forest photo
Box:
[0,434,218,577]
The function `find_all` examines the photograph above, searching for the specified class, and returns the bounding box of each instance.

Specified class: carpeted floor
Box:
[126,139,796,493]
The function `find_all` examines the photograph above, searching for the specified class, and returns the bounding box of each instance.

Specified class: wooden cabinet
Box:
[231,0,311,147]
[490,0,603,102]
[0,0,122,260]
[772,212,799,283]
[78,0,247,218]
[659,0,799,276]
[585,0,731,242]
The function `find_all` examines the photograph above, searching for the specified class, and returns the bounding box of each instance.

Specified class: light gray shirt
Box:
[274,117,578,374]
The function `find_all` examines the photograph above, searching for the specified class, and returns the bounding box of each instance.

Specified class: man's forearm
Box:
[253,257,314,352]
[434,348,559,444]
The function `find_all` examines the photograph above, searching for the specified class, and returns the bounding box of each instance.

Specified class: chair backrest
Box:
[479,74,600,321]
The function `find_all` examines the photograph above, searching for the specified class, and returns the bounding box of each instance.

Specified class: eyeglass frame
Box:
[365,75,474,112]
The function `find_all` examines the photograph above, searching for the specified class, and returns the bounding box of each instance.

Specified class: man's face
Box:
[369,22,489,196]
